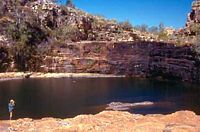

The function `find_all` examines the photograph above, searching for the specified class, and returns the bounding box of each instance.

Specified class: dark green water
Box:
[0,78,200,120]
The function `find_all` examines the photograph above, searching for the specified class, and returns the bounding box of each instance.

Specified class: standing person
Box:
[8,99,15,120]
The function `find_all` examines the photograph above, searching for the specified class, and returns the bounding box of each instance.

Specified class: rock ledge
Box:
[1,111,200,132]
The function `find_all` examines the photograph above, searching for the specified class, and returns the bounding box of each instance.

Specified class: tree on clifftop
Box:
[66,0,75,8]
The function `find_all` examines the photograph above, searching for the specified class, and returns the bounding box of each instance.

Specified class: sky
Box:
[59,0,194,29]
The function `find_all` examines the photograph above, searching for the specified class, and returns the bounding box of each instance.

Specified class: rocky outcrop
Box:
[39,41,199,82]
[1,111,200,132]
[186,0,200,28]
[180,0,200,35]
[1,0,139,42]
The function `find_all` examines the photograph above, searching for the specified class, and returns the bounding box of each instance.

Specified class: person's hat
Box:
[10,99,15,103]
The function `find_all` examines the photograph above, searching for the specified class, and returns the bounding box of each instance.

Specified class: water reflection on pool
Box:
[0,78,200,120]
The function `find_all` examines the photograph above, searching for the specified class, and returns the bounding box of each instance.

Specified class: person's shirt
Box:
[8,103,15,112]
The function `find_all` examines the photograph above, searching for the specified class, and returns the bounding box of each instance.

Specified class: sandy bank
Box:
[0,72,125,81]
[1,111,200,132]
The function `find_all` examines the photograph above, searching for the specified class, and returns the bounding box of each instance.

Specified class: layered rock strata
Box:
[39,41,199,82]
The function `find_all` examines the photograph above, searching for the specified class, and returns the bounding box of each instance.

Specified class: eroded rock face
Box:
[40,41,199,82]
[1,111,200,132]
[182,0,200,35]
[187,0,200,27]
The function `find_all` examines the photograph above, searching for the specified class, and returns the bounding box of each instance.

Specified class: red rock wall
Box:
[41,41,199,82]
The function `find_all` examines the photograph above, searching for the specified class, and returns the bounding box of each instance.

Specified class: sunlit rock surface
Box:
[1,111,200,132]
[186,0,200,28]
[106,101,154,111]
[179,0,200,35]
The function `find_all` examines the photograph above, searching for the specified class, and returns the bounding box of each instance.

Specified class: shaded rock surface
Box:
[1,111,200,132]
[0,41,199,82]
[40,41,199,82]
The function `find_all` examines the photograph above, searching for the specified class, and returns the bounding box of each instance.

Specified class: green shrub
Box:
[13,42,43,71]
[158,31,169,41]
[193,35,200,56]
[119,21,133,31]
[7,21,47,71]
[0,46,11,72]
[190,23,200,35]
[52,24,82,42]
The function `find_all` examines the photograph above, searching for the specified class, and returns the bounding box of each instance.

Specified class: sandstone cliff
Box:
[39,41,199,82]
[0,0,200,83]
